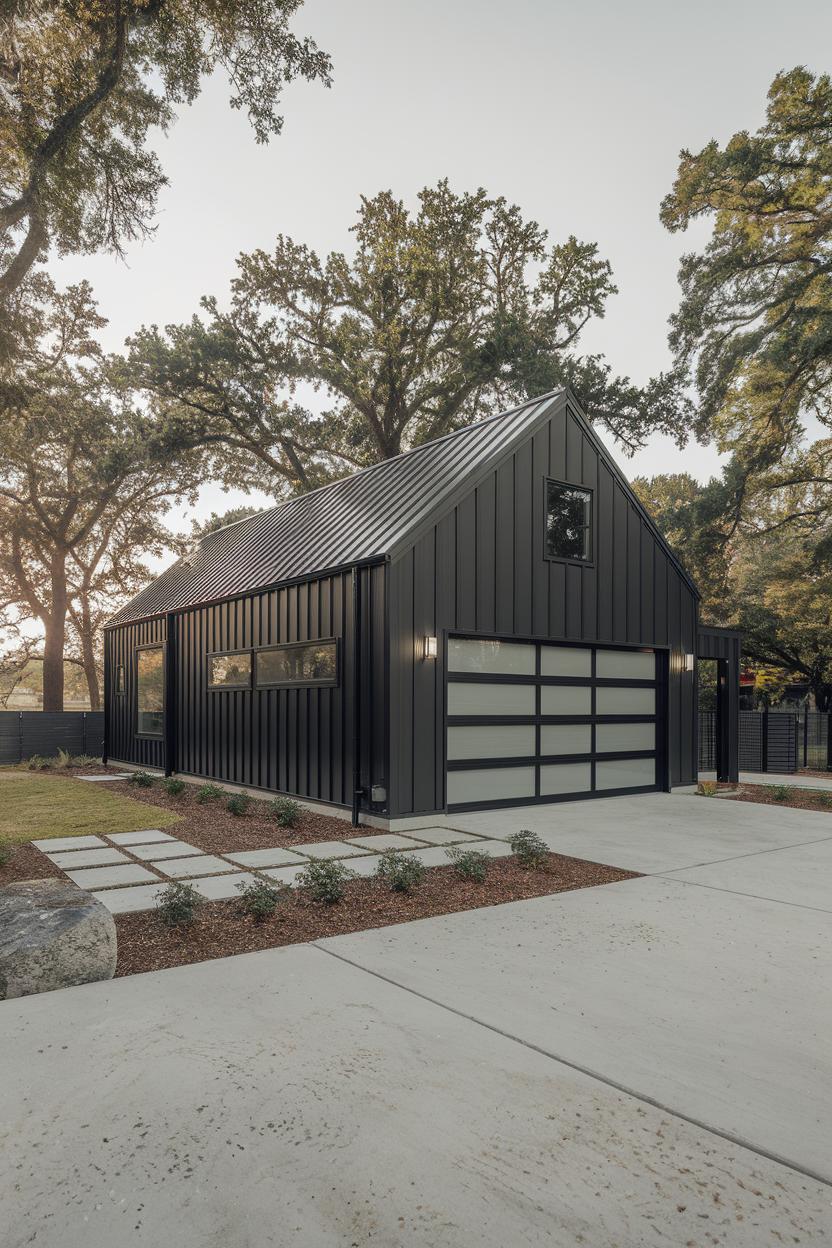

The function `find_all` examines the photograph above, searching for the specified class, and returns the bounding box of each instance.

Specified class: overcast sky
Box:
[53,0,832,539]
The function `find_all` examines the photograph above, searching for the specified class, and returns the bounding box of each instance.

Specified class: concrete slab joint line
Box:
[310,940,832,1192]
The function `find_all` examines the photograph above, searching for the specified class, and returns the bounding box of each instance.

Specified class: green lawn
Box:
[0,773,181,844]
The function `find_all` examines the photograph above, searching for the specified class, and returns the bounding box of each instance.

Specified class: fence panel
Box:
[0,711,104,764]
[738,711,764,771]
[798,711,830,770]
[698,711,716,771]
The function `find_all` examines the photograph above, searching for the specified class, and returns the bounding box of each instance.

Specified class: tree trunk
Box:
[41,551,68,711]
[78,596,101,710]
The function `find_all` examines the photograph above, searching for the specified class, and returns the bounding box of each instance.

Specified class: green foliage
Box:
[226,792,251,817]
[766,784,793,802]
[196,783,225,803]
[0,842,11,867]
[446,847,490,881]
[236,877,283,922]
[156,881,203,927]
[269,796,302,828]
[296,858,355,904]
[508,829,549,869]
[0,2,331,297]
[131,181,690,500]
[815,792,832,809]
[25,754,51,771]
[128,770,154,788]
[162,778,186,797]
[375,850,427,893]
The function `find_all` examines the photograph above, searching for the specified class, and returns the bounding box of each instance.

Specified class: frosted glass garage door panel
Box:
[447,766,536,805]
[540,763,592,794]
[448,639,535,675]
[596,758,656,790]
[595,686,655,715]
[448,683,535,716]
[540,724,592,755]
[540,685,592,715]
[596,649,656,679]
[447,725,535,761]
[596,722,656,753]
[540,646,592,677]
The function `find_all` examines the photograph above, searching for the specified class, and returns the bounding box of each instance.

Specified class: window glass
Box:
[540,645,592,677]
[540,685,591,715]
[596,757,656,790]
[540,724,592,755]
[546,480,592,561]
[256,641,337,687]
[136,647,164,736]
[447,725,535,761]
[209,652,252,689]
[596,723,656,752]
[596,649,655,679]
[447,682,535,716]
[596,687,655,715]
[540,762,592,794]
[115,664,125,695]
[447,766,535,805]
[448,639,535,675]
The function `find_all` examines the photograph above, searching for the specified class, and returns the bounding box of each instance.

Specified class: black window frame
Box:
[207,648,253,691]
[544,477,594,566]
[254,638,339,689]
[115,663,126,696]
[135,643,165,739]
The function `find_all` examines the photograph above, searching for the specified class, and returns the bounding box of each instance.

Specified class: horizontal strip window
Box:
[207,650,252,690]
[255,639,338,688]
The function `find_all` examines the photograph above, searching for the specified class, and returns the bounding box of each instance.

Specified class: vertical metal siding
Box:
[105,566,387,810]
[388,403,699,816]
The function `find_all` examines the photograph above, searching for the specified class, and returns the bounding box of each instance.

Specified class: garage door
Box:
[446,636,664,810]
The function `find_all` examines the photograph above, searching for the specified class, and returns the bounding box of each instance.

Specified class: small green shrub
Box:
[56,747,73,769]
[446,847,490,881]
[227,792,251,817]
[297,858,355,904]
[156,881,203,927]
[128,769,154,788]
[815,792,832,809]
[72,754,100,768]
[236,877,283,921]
[766,784,792,802]
[376,850,426,893]
[508,828,549,869]
[269,796,302,828]
[196,783,225,803]
[162,777,186,797]
[25,754,52,771]
[0,843,11,867]
[697,781,718,797]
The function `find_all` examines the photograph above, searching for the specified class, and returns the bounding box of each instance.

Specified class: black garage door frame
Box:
[443,631,670,813]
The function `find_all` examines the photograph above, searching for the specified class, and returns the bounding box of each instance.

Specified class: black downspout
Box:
[164,612,177,777]
[102,631,110,767]
[351,566,364,827]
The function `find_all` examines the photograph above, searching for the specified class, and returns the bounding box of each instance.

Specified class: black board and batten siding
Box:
[387,402,698,816]
[105,567,386,808]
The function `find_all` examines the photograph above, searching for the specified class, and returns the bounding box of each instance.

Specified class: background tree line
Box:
[1,10,830,711]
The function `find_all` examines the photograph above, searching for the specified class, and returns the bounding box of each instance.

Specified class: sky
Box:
[52,0,832,543]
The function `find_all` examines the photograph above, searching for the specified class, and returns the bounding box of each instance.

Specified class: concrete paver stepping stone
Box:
[107,830,174,847]
[46,847,129,869]
[153,855,235,878]
[91,882,167,914]
[31,835,106,852]
[192,872,255,901]
[345,834,425,852]
[341,856,382,879]
[225,847,308,869]
[130,840,202,860]
[296,840,371,859]
[76,774,131,782]
[396,845,460,869]
[261,866,307,888]
[461,839,513,858]
[398,827,485,846]
[64,863,158,889]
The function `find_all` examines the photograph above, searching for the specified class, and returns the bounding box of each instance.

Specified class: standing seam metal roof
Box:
[106,393,560,626]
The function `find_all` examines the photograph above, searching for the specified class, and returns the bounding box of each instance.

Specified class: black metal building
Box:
[105,389,721,823]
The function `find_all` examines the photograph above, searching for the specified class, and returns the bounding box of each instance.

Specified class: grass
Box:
[0,772,181,845]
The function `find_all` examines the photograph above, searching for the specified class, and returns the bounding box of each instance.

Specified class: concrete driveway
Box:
[2,793,831,1246]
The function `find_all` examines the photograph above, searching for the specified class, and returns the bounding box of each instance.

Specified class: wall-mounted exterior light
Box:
[423,635,438,660]
[684,653,696,672]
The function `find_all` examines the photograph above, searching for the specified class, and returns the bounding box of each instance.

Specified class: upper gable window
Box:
[545,480,592,563]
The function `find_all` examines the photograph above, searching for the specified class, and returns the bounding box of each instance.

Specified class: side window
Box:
[255,640,338,688]
[115,664,126,695]
[208,651,252,689]
[136,647,164,736]
[545,480,592,562]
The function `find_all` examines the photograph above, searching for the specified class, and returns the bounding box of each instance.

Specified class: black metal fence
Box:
[700,708,831,774]
[0,711,104,765]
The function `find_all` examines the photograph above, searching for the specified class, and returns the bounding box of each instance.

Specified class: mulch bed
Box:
[0,841,63,885]
[114,853,638,977]
[75,770,357,853]
[726,784,832,815]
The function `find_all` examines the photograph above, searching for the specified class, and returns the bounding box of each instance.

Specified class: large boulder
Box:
[0,878,117,1000]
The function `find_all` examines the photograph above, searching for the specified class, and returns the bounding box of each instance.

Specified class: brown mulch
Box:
[78,771,356,853]
[0,841,63,885]
[113,853,637,977]
[726,784,832,815]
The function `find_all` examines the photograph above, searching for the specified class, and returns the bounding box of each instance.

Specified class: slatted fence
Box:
[0,711,104,765]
